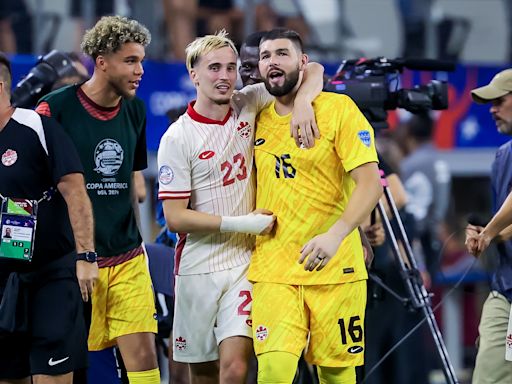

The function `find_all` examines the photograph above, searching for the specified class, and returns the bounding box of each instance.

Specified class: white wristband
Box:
[220,214,273,235]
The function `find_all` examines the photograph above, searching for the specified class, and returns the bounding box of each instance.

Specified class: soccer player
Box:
[249,28,383,383]
[35,16,160,383]
[157,30,324,383]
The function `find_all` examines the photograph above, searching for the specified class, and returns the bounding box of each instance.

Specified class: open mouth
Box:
[215,83,231,93]
[268,70,284,85]
[129,80,140,89]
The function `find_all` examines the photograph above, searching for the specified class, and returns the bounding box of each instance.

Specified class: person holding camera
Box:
[465,69,512,383]
[35,16,161,384]
[0,52,95,384]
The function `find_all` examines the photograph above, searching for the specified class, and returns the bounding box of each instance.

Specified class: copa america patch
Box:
[358,130,371,147]
[159,165,174,185]
[2,149,17,166]
[255,325,268,341]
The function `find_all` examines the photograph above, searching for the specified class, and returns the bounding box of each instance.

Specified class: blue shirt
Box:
[490,140,512,301]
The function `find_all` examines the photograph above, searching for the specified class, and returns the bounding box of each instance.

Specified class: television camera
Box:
[324,57,456,129]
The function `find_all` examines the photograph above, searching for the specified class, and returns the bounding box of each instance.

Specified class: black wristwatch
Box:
[77,251,98,263]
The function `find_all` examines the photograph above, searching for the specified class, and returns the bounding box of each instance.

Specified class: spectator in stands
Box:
[0,0,32,53]
[162,0,197,61]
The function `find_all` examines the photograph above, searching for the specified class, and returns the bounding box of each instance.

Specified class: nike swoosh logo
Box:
[48,356,70,366]
[347,346,364,354]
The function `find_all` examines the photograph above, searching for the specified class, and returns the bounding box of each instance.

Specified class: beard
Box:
[263,67,300,97]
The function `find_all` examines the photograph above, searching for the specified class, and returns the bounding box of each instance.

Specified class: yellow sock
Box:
[257,351,299,383]
[317,366,356,384]
[126,367,161,384]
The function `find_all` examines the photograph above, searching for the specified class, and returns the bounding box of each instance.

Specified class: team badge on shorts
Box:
[2,149,17,166]
[159,165,174,185]
[255,325,268,341]
[175,336,187,351]
[358,130,371,147]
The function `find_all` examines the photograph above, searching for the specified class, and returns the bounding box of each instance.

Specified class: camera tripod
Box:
[365,174,459,384]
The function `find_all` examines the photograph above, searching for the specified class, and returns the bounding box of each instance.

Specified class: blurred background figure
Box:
[396,113,452,281]
[0,0,32,53]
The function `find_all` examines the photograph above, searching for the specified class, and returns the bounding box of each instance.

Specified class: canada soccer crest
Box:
[237,121,252,139]
[2,149,17,166]
[175,336,187,351]
[255,325,268,341]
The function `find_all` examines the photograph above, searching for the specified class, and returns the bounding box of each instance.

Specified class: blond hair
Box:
[81,16,151,59]
[185,30,238,72]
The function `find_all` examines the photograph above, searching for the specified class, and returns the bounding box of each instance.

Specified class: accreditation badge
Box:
[506,303,512,361]
[0,197,38,262]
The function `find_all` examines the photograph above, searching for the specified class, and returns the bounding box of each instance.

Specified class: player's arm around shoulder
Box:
[291,62,324,148]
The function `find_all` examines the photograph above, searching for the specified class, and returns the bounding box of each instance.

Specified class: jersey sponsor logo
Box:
[254,138,265,146]
[175,336,187,351]
[347,345,364,354]
[237,121,252,139]
[94,138,124,176]
[199,150,215,160]
[48,356,69,366]
[255,325,268,341]
[358,130,371,147]
[1,149,17,166]
[159,165,174,185]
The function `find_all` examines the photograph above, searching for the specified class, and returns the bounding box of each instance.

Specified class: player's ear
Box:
[96,55,107,72]
[300,53,309,71]
[189,69,199,87]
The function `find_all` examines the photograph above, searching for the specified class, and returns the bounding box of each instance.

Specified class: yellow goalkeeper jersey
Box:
[248,92,378,285]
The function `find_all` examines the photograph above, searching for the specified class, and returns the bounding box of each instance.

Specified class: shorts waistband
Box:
[97,245,144,268]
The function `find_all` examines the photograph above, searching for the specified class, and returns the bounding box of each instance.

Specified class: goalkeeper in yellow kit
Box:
[248,28,383,383]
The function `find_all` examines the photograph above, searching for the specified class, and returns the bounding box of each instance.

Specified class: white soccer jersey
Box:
[158,84,272,275]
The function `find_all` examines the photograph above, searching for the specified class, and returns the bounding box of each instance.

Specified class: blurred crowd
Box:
[3,0,512,63]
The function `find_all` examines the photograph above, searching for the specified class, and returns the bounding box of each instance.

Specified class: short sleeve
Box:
[334,96,379,172]
[41,116,84,184]
[157,125,192,200]
[235,83,273,114]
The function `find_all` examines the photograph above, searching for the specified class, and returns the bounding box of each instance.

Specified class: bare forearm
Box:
[496,224,512,242]
[165,207,221,233]
[66,190,95,253]
[295,62,324,103]
[485,192,512,240]
[58,174,95,253]
[329,171,382,237]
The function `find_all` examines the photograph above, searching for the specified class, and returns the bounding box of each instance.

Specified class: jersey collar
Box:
[187,101,232,125]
